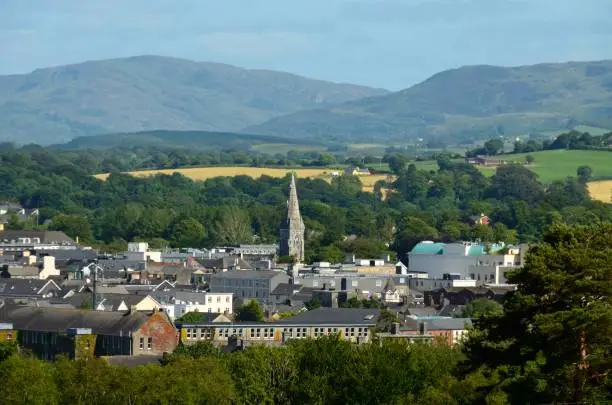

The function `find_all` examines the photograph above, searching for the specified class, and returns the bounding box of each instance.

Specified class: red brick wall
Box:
[133,311,178,355]
[429,330,453,345]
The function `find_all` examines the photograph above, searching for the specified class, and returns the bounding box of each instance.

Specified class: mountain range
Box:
[1,56,611,146]
[0,55,386,144]
[247,60,612,143]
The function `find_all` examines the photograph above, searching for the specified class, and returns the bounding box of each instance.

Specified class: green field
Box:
[473,150,612,183]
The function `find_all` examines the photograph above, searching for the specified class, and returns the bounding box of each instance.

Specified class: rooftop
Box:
[211,270,286,280]
[0,305,149,335]
[274,308,381,326]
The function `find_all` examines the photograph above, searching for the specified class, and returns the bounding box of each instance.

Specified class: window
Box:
[226,297,230,303]
[313,280,319,287]
[139,337,144,349]
[217,297,221,302]
[376,280,382,287]
[351,280,358,287]
[207,297,212,303]
[344,329,350,338]
[6,333,12,340]
[147,337,152,350]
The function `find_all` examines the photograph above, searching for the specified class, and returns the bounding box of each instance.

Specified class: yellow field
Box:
[95,167,395,193]
[588,180,612,203]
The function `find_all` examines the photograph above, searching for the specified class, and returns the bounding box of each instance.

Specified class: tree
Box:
[305,298,321,310]
[169,217,206,247]
[213,206,253,245]
[525,154,535,165]
[458,298,502,318]
[386,153,407,174]
[48,214,93,242]
[577,165,592,183]
[483,138,504,155]
[235,300,264,322]
[462,223,612,404]
[376,309,400,332]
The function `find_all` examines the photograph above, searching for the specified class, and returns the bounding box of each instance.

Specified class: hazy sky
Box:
[2,0,611,89]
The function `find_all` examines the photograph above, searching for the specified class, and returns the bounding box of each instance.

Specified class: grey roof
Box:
[271,283,303,296]
[0,306,149,335]
[274,308,381,326]
[39,249,96,263]
[406,307,438,317]
[0,279,61,297]
[0,230,75,245]
[211,270,285,279]
[199,257,251,270]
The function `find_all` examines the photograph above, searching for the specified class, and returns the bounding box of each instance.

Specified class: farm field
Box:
[588,180,612,203]
[472,150,612,183]
[95,166,393,193]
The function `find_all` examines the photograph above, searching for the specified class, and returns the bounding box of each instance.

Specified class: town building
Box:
[407,241,526,282]
[0,230,77,253]
[208,270,289,304]
[153,291,233,320]
[0,304,178,360]
[279,174,305,263]
[177,308,380,348]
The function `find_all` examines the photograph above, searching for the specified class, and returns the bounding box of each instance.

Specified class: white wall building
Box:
[408,241,524,281]
[162,292,233,320]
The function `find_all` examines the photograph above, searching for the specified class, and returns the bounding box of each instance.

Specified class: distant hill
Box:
[247,60,612,143]
[54,130,315,151]
[0,55,387,144]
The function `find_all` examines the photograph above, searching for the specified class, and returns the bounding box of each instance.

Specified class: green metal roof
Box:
[411,242,445,255]
[467,245,485,256]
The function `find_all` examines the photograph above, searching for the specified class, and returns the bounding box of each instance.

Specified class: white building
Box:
[161,292,233,320]
[408,241,524,282]
[124,242,161,263]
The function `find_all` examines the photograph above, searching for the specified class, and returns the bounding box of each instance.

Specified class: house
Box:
[177,308,380,348]
[0,279,63,302]
[469,213,491,226]
[344,166,371,176]
[425,286,515,307]
[381,278,402,304]
[271,283,304,304]
[379,318,472,345]
[97,295,162,312]
[0,305,178,360]
[153,291,233,320]
[209,270,289,304]
[0,230,77,252]
[465,155,509,167]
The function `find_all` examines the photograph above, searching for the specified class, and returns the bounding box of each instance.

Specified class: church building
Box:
[279,174,305,263]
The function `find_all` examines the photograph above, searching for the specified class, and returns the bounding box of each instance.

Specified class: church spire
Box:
[287,173,301,218]
[279,173,305,263]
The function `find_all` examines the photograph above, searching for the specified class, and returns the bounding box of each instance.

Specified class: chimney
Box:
[419,321,428,335]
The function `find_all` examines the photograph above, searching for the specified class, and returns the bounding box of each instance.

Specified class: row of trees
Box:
[2,145,611,261]
[0,223,609,404]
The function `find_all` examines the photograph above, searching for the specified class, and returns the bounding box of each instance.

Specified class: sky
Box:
[2,0,612,90]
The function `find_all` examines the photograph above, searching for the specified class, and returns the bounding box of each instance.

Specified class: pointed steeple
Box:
[279,173,305,263]
[287,173,301,219]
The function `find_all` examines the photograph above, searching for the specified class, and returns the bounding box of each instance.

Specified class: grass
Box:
[470,150,612,183]
[588,180,612,203]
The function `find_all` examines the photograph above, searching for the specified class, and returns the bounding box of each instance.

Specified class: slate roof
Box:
[271,283,303,296]
[0,306,149,335]
[274,308,381,325]
[0,279,60,297]
[211,270,285,279]
[199,257,252,270]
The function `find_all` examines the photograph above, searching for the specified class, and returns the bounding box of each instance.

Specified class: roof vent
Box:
[363,314,375,320]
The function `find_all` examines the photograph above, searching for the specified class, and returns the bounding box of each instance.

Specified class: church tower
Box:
[279,174,305,263]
